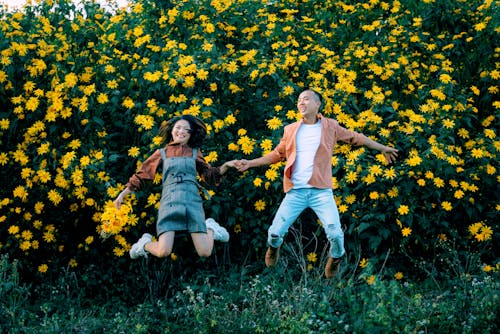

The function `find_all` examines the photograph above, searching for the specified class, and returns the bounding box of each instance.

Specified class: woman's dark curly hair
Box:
[158,114,207,148]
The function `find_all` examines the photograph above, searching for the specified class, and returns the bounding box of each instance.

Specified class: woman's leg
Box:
[144,231,175,258]
[191,230,215,258]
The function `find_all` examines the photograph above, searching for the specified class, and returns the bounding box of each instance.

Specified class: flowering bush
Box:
[0,0,498,277]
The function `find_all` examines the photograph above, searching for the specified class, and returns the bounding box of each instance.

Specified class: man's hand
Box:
[236,159,251,172]
[382,147,399,164]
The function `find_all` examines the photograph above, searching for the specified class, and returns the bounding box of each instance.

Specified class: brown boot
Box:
[325,256,341,278]
[265,246,280,267]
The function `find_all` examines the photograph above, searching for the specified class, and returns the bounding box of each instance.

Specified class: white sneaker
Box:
[129,233,152,259]
[206,218,229,242]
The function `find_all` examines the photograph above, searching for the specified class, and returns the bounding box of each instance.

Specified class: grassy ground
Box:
[1,253,499,333]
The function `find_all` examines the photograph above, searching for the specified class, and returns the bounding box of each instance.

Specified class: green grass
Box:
[1,253,499,334]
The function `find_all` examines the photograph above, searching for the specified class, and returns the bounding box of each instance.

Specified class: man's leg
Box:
[310,189,344,277]
[266,189,306,266]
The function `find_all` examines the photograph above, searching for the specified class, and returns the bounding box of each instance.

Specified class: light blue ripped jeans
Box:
[267,188,345,259]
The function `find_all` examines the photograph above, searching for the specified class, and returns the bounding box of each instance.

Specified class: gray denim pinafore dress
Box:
[156,148,206,235]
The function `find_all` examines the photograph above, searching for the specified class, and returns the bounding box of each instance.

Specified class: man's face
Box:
[297,90,321,118]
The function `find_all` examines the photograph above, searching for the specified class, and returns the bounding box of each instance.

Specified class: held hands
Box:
[235,159,250,172]
[220,159,251,174]
[220,160,240,175]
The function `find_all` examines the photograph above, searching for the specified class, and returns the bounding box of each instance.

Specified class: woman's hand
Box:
[220,160,239,175]
[114,188,131,209]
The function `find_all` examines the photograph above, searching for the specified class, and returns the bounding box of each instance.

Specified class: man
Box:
[237,89,398,278]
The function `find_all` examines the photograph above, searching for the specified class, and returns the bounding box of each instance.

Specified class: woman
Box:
[114,115,237,259]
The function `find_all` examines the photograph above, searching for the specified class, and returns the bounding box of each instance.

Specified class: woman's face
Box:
[171,119,192,145]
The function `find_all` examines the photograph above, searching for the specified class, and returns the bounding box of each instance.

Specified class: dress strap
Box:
[160,148,167,180]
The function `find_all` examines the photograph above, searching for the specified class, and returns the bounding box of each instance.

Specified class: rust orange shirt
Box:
[265,114,368,193]
[126,143,223,191]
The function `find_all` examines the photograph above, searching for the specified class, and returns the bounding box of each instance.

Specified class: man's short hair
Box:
[309,89,323,104]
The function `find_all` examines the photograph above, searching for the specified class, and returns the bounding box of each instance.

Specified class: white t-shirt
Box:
[291,120,322,188]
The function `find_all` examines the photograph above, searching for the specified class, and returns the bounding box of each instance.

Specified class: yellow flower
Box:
[106,80,118,89]
[100,201,134,236]
[402,227,412,237]
[47,189,63,205]
[8,225,20,235]
[475,229,490,241]
[474,22,486,31]
[384,168,397,179]
[113,247,125,257]
[283,85,294,96]
[122,97,135,109]
[13,186,28,201]
[37,169,51,183]
[457,128,469,139]
[144,71,161,82]
[345,171,358,183]
[43,231,55,243]
[469,222,483,235]
[482,265,495,273]
[0,118,10,130]
[135,115,155,130]
[359,258,368,268]
[366,275,376,285]
[394,272,403,280]
[345,194,356,204]
[442,119,455,129]
[471,148,485,159]
[145,193,159,208]
[152,136,163,146]
[38,264,48,274]
[205,151,218,163]
[0,152,9,165]
[397,205,409,215]
[0,70,7,83]
[170,253,178,261]
[433,178,445,188]
[228,143,239,151]
[254,199,266,211]
[128,146,140,158]
[213,119,225,132]
[202,43,213,52]
[484,129,496,140]
[406,155,422,166]
[441,201,453,211]
[104,65,115,73]
[229,83,242,94]
[20,240,31,251]
[338,204,348,213]
[224,114,237,125]
[69,259,78,268]
[225,61,238,73]
[264,168,278,181]
[266,117,282,130]
[25,96,40,111]
[34,202,44,214]
[306,252,317,263]
[253,177,263,187]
